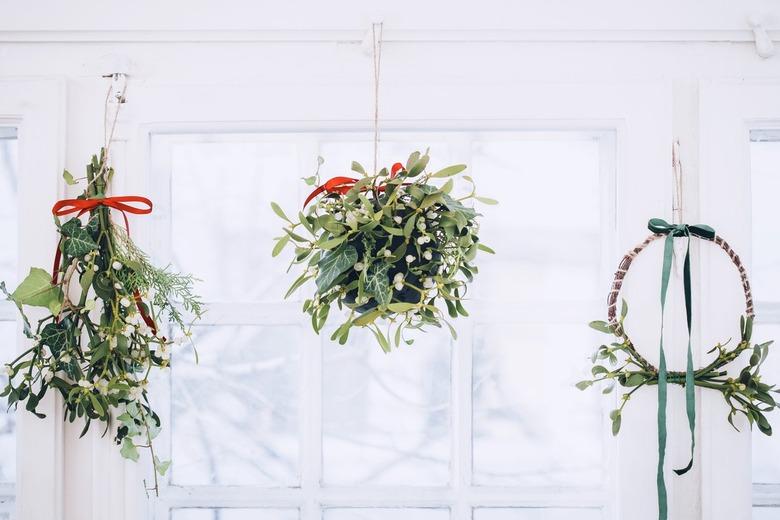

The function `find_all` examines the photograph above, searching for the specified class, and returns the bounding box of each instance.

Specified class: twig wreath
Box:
[272,152,495,351]
[578,218,777,519]
[1,79,203,495]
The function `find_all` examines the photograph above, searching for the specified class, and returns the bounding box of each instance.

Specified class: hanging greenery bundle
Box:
[577,218,777,520]
[271,150,495,351]
[1,150,203,494]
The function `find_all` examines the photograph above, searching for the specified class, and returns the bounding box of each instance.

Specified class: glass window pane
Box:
[474,508,602,520]
[168,140,302,303]
[0,322,14,484]
[0,130,17,288]
[754,507,780,519]
[472,323,603,486]
[322,328,451,486]
[471,137,602,303]
[750,137,780,302]
[751,134,780,489]
[323,509,449,520]
[171,325,301,486]
[171,508,298,520]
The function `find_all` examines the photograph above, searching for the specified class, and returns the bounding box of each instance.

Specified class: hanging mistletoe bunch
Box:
[1,150,203,493]
[272,150,496,351]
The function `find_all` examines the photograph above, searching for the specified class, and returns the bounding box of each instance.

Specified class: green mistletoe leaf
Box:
[63,227,98,257]
[40,322,68,357]
[365,263,391,307]
[316,245,357,292]
[10,267,63,310]
[62,169,78,185]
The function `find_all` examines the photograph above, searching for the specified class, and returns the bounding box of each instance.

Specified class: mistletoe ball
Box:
[272,150,496,351]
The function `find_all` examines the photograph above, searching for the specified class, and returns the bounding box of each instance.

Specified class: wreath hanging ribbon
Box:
[303,162,405,207]
[647,218,715,520]
[50,195,158,334]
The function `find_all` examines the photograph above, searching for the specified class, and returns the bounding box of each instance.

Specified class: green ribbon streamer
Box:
[647,218,715,520]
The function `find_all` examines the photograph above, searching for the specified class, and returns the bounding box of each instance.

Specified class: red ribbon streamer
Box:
[50,195,159,335]
[303,162,405,207]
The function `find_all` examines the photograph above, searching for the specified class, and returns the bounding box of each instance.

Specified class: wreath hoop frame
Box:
[604,232,755,381]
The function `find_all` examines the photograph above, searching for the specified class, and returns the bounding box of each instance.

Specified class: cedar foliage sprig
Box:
[0,149,204,495]
[272,150,496,351]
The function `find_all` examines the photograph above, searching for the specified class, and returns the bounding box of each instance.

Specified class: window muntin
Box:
[151,129,613,518]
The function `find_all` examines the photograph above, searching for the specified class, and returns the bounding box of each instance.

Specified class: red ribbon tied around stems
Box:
[50,195,159,335]
[303,162,405,207]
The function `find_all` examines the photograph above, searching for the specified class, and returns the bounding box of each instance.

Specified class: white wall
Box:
[1,2,780,520]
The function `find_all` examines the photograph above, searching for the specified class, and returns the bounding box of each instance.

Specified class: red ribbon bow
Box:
[303,162,405,207]
[52,195,153,233]
[51,195,159,335]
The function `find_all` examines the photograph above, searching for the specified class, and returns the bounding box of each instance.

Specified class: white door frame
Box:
[699,80,780,520]
[0,78,66,520]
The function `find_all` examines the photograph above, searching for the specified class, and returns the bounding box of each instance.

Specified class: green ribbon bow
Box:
[647,218,715,520]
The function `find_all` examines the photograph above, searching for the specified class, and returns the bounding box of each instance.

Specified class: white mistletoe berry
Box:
[417,236,427,245]
[426,211,438,219]
[354,262,365,272]
[2,365,12,377]
[423,250,433,261]
[383,249,392,257]
[394,216,403,224]
[405,255,415,263]
[78,379,92,389]
[423,277,436,289]
[119,297,131,308]
[112,261,123,271]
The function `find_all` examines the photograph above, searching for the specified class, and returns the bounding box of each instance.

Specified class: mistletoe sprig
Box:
[272,150,496,351]
[1,150,204,494]
[578,301,777,437]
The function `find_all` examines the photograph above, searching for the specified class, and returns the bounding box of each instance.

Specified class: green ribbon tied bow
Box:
[647,218,715,520]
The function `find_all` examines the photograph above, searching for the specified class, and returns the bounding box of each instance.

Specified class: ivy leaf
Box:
[40,322,68,357]
[120,438,139,462]
[10,267,62,310]
[442,194,478,219]
[63,227,98,257]
[59,217,82,237]
[316,245,357,292]
[154,456,172,476]
[365,263,391,307]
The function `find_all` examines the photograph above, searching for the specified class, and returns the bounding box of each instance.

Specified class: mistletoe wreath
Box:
[578,218,777,520]
[272,151,495,351]
[1,148,203,494]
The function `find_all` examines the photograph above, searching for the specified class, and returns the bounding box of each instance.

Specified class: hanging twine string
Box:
[371,22,384,175]
[89,73,127,188]
[672,139,683,225]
